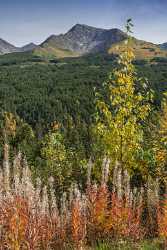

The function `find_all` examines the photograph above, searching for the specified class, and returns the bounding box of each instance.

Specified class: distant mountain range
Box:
[0,24,167,59]
[0,39,38,55]
[0,38,19,54]
[20,43,38,52]
[160,42,167,50]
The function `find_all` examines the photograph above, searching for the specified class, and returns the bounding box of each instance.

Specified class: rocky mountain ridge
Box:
[41,24,127,55]
[0,24,167,58]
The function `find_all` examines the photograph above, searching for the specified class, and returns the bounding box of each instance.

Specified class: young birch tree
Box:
[94,19,152,171]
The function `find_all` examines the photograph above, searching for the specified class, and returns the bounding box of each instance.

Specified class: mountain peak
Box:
[21,42,38,52]
[0,38,19,54]
[67,23,106,34]
[40,23,127,55]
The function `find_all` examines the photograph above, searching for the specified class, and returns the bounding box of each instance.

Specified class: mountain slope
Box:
[0,38,20,55]
[38,24,127,57]
[108,38,167,59]
[36,24,167,59]
[20,43,38,52]
[34,46,79,59]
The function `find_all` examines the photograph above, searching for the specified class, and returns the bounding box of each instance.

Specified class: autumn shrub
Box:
[0,196,28,250]
[107,193,143,240]
[71,190,87,249]
[87,184,109,243]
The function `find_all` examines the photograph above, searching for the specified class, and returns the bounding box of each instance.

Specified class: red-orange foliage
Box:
[0,182,165,249]
[86,184,109,242]
[71,198,86,249]
[87,186,143,242]
[0,196,59,250]
[1,196,28,250]
[106,193,143,240]
[0,148,166,249]
[158,195,167,246]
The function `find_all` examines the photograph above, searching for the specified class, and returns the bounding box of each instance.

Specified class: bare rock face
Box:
[41,24,127,55]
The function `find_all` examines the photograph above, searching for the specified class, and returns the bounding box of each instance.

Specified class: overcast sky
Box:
[0,0,167,47]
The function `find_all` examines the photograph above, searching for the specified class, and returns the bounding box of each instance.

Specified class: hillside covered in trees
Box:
[0,47,167,162]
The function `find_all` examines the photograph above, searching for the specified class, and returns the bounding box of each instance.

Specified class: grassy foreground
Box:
[64,239,164,249]
[90,239,164,250]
